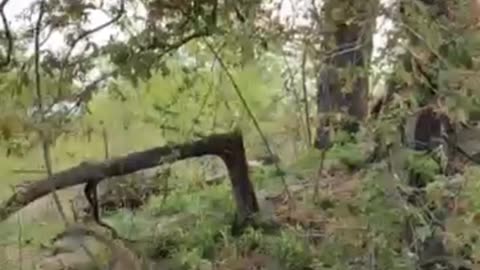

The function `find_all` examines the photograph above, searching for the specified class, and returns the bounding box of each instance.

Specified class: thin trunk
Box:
[238,0,260,67]
[301,48,312,146]
[102,127,109,160]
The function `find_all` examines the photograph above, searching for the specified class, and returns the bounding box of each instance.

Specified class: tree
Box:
[313,0,378,150]
[0,0,278,233]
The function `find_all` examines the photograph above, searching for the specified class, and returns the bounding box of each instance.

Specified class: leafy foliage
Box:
[2,0,480,269]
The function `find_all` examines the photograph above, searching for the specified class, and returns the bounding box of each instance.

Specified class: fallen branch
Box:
[0,130,259,226]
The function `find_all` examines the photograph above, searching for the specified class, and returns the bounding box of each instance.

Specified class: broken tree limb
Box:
[0,130,259,226]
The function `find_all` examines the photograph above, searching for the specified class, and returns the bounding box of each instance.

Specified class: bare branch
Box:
[64,0,125,62]
[73,71,114,104]
[140,30,209,53]
[0,0,9,9]
[57,0,126,96]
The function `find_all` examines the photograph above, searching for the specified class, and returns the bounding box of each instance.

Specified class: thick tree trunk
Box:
[314,0,377,149]
[0,130,259,228]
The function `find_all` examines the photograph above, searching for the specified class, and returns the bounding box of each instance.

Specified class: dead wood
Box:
[0,130,259,225]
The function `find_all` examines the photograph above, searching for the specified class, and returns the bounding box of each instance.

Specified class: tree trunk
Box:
[239,0,260,67]
[314,0,377,149]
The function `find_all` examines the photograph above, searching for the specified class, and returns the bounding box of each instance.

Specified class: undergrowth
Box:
[102,140,480,270]
[2,132,480,270]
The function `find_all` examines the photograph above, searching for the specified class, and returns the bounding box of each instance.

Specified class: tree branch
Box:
[0,131,259,225]
[57,0,126,97]
[64,0,125,62]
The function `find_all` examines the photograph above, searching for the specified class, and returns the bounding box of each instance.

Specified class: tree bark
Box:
[0,130,259,226]
[314,0,377,149]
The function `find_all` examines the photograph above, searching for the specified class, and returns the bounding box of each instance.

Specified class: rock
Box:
[456,125,480,157]
[37,226,108,270]
[36,225,146,270]
[205,173,226,186]
[50,235,85,254]
[50,234,106,256]
[35,249,106,270]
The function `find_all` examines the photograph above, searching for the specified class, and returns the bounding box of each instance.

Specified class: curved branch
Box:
[0,0,8,9]
[0,0,12,68]
[0,131,259,225]
[64,0,125,62]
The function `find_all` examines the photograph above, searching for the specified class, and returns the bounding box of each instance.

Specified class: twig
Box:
[57,0,125,97]
[39,26,54,47]
[203,38,294,206]
[34,0,69,226]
